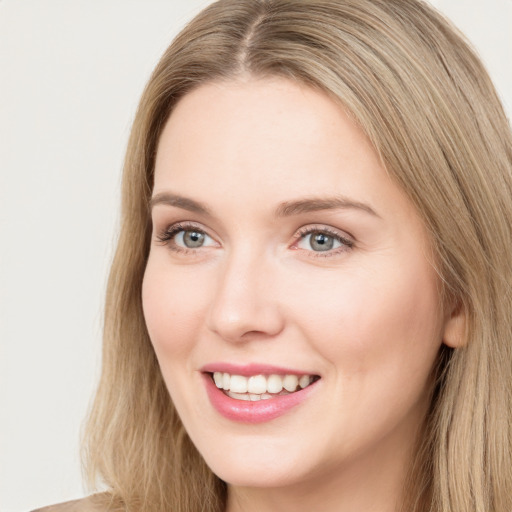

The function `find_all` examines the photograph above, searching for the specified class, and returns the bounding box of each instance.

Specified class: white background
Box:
[1,1,511,511]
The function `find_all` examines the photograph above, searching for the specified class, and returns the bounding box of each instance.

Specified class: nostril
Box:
[205,270,285,342]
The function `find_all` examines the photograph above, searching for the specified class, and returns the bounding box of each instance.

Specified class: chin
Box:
[210,461,307,489]
[197,436,313,488]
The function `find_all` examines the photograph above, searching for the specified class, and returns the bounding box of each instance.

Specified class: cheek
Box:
[142,257,210,357]
[284,259,444,453]
[286,257,443,382]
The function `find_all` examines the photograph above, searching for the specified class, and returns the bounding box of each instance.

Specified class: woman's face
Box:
[143,78,459,494]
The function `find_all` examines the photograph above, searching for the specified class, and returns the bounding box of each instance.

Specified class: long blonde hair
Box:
[83,1,512,510]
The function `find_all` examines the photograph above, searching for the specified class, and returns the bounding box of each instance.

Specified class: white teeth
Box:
[299,375,311,389]
[228,391,250,401]
[228,391,274,401]
[267,374,283,394]
[212,371,316,399]
[213,372,223,388]
[230,375,248,393]
[248,375,267,394]
[283,374,299,392]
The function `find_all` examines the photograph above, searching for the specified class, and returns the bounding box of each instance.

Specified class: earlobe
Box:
[442,302,467,348]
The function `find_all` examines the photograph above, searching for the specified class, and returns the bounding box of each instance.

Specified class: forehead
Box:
[157,79,376,188]
[153,77,419,229]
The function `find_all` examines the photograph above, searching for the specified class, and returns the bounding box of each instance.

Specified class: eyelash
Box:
[155,222,209,255]
[155,222,354,257]
[294,225,354,257]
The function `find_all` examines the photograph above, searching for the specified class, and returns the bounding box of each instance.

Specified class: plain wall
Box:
[1,1,511,511]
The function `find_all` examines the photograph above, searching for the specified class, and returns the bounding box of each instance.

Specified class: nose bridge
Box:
[206,244,283,342]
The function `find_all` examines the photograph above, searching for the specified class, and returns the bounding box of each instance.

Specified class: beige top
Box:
[32,494,112,512]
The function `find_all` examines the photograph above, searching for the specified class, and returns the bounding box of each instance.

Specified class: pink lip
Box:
[201,362,313,376]
[201,366,320,424]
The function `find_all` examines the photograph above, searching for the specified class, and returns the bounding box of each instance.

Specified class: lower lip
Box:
[202,373,319,423]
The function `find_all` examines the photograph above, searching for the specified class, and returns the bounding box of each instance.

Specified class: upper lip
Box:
[200,362,319,377]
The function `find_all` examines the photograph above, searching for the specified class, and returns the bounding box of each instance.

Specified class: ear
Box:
[442,301,467,348]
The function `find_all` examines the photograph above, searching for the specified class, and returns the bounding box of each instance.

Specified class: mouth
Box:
[201,363,321,422]
[209,371,320,402]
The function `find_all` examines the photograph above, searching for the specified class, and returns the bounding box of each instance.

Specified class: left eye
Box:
[297,231,344,252]
[174,229,215,249]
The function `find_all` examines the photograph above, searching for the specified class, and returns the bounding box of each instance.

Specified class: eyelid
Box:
[155,221,218,252]
[291,224,354,256]
[155,221,354,257]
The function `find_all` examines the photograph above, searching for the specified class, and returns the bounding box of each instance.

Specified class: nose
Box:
[206,249,285,343]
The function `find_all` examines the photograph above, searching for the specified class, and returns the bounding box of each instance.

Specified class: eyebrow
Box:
[149,192,380,218]
[275,196,380,218]
[150,192,211,215]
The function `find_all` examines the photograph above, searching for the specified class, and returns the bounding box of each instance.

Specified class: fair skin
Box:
[142,77,463,512]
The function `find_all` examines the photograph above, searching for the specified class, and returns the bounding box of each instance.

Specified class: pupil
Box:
[311,232,333,251]
[184,231,204,248]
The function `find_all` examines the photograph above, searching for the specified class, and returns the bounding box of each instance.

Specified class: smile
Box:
[201,366,321,423]
[212,372,318,401]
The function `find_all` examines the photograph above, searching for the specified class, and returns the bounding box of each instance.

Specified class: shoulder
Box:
[31,494,118,512]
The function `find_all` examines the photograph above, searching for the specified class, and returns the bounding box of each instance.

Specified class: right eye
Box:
[174,229,212,248]
[156,223,217,252]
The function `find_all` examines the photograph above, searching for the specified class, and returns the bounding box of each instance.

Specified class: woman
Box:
[38,0,512,511]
